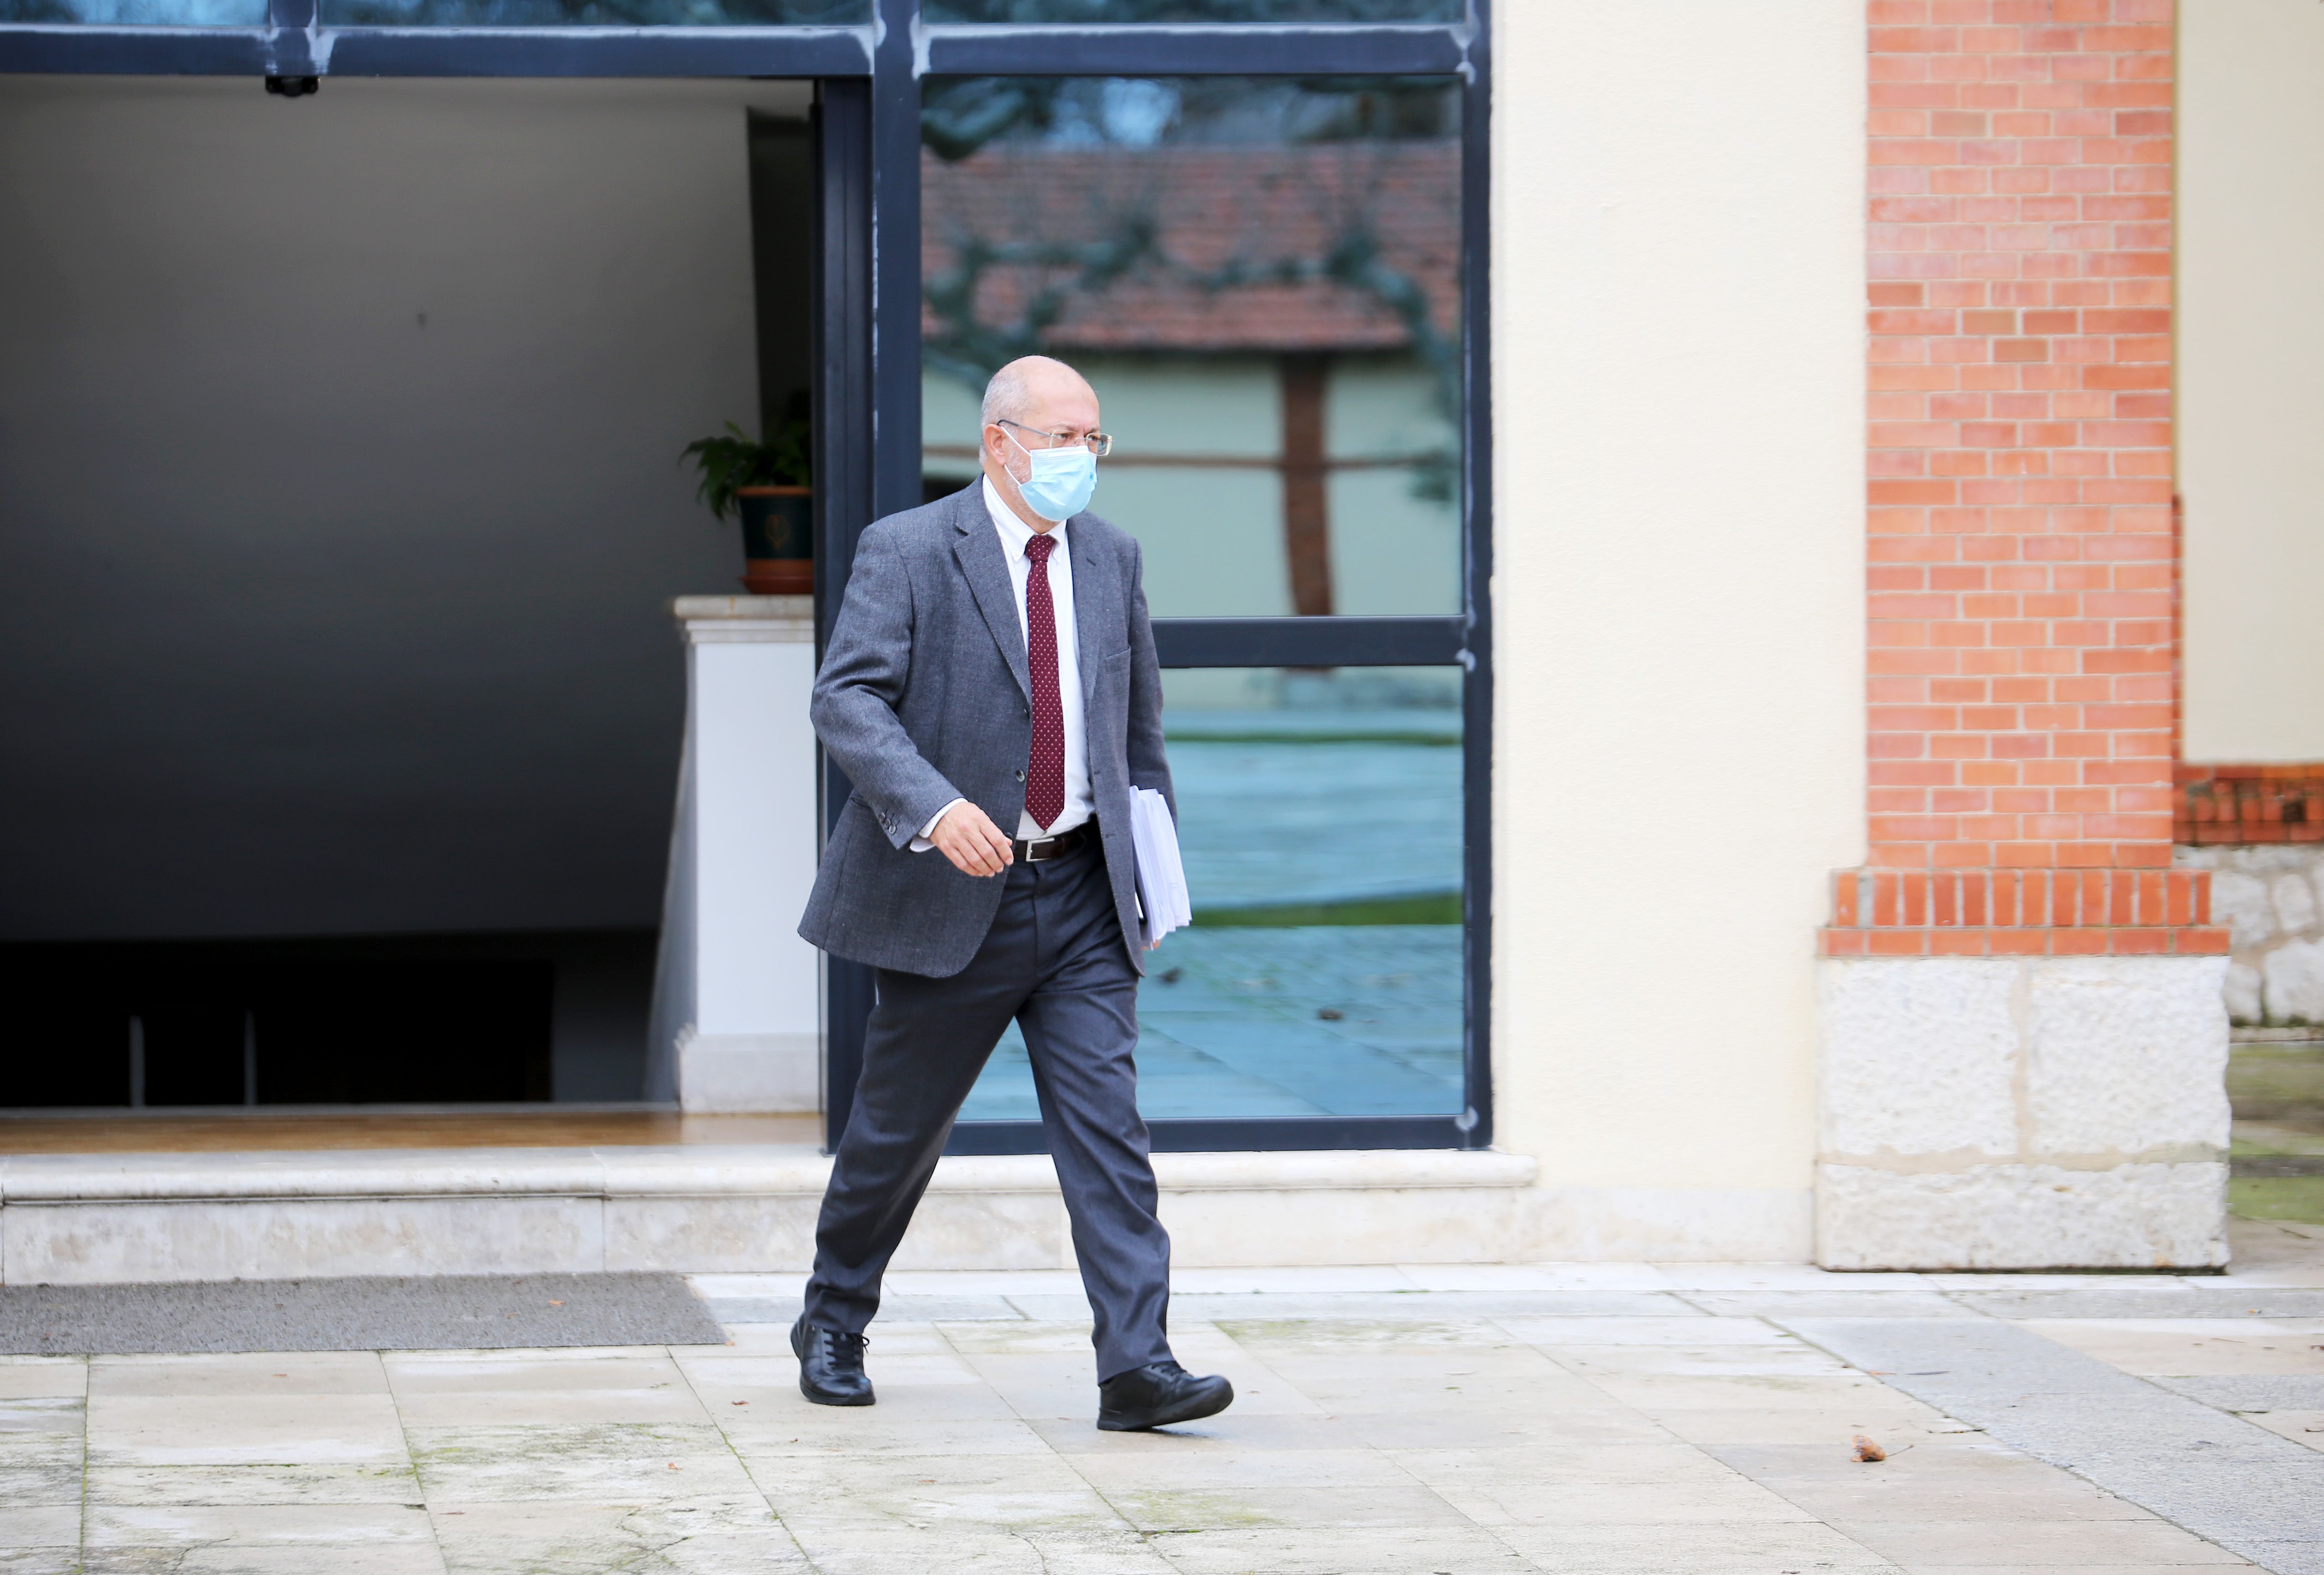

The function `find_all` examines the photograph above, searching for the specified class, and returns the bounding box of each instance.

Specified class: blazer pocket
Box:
[1103,647,1132,666]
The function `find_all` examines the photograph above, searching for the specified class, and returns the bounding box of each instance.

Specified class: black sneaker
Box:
[1097,1360,1233,1431]
[790,1314,874,1407]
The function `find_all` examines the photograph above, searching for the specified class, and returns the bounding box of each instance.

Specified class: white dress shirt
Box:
[913,477,1094,850]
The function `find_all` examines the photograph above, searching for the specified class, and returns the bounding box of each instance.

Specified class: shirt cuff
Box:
[909,798,967,853]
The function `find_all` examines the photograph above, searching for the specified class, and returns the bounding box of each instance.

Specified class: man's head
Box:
[981,355,1103,532]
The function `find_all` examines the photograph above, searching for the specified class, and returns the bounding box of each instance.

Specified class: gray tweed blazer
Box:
[797,481,1175,978]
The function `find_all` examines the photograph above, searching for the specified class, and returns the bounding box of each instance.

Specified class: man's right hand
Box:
[928,801,1015,877]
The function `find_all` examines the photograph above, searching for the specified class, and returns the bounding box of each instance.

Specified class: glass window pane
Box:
[2,0,264,21]
[958,665,1464,1124]
[920,75,1462,617]
[318,0,860,22]
[926,1,1460,20]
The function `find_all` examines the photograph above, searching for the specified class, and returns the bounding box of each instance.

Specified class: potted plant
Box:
[681,397,812,595]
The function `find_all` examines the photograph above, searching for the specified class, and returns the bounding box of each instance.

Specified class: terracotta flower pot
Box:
[736,485,812,595]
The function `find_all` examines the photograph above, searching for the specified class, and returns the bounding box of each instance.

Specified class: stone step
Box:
[0,1145,1538,1285]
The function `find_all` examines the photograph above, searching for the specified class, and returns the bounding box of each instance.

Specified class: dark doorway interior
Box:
[0,930,661,1108]
[0,78,815,1109]
[749,110,815,453]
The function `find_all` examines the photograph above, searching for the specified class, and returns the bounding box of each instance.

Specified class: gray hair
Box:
[980,365,1032,429]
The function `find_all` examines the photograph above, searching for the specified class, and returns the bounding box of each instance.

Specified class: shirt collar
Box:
[982,475,1066,562]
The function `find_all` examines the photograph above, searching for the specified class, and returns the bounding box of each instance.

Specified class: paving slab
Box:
[2150,1375,2324,1410]
[2019,1320,2324,1377]
[1949,1288,2324,1322]
[86,1462,424,1505]
[404,1422,761,1502]
[1147,1523,1534,1575]
[1832,1517,2252,1566]
[0,1432,94,1510]
[86,1392,411,1468]
[1785,1318,2317,1573]
[1490,1519,1901,1573]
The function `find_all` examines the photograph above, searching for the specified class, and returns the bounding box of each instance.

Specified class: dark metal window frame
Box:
[0,0,1493,1158]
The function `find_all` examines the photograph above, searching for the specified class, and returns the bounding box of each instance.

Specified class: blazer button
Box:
[1014,769,1026,782]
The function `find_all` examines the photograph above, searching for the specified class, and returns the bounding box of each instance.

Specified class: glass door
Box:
[911,71,1483,1148]
[0,0,1492,1152]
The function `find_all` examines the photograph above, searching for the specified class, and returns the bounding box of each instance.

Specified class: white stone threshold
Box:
[0,1146,1541,1285]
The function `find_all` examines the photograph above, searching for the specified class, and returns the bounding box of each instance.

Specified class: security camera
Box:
[265,75,320,98]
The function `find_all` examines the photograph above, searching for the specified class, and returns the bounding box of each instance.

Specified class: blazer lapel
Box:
[1068,514,1114,722]
[951,487,1033,704]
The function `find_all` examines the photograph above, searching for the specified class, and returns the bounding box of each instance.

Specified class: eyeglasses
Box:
[996,418,1112,459]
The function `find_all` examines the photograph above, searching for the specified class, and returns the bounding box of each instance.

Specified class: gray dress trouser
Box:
[802,836,1173,1383]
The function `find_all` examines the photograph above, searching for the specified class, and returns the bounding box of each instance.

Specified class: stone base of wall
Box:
[1817,1161,2227,1272]
[1513,1186,1813,1263]
[1816,955,2230,1270]
[2177,844,2324,1027]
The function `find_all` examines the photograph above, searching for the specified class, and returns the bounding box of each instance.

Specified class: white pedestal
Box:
[1815,955,2232,1269]
[648,596,822,1113]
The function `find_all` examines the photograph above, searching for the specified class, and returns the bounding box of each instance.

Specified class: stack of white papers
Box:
[1129,787,1191,949]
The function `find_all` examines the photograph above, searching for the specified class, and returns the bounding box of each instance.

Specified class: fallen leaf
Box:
[1852,1434,1886,1463]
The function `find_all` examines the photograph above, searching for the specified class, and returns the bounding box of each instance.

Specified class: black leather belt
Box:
[1015,821,1094,862]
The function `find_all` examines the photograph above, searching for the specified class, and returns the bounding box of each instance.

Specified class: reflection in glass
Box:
[320,0,858,21]
[927,1,1459,20]
[920,76,1462,618]
[959,666,1464,1123]
[1,0,264,20]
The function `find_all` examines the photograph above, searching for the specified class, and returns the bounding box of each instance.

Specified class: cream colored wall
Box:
[1492,0,1866,1252]
[2179,0,2324,762]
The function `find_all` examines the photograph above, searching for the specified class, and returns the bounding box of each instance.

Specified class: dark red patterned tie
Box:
[1022,532,1065,832]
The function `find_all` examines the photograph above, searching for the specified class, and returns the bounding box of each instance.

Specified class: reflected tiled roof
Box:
[920,141,1461,354]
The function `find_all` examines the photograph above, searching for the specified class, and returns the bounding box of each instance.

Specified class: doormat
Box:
[0,1272,728,1355]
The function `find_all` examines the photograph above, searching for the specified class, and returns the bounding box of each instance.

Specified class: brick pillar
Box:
[1816,1,2230,1270]
[1826,0,2224,962]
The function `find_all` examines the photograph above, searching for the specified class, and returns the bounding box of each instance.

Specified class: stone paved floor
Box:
[5,1219,2323,1575]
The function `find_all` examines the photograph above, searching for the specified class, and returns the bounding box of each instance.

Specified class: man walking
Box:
[793,355,1234,1433]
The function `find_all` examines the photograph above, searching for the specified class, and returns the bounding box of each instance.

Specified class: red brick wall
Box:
[1827,0,2224,958]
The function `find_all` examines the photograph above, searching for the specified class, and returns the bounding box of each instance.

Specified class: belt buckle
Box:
[1023,835,1060,862]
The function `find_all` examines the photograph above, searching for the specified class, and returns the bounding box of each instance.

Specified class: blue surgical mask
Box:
[1008,433,1098,522]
